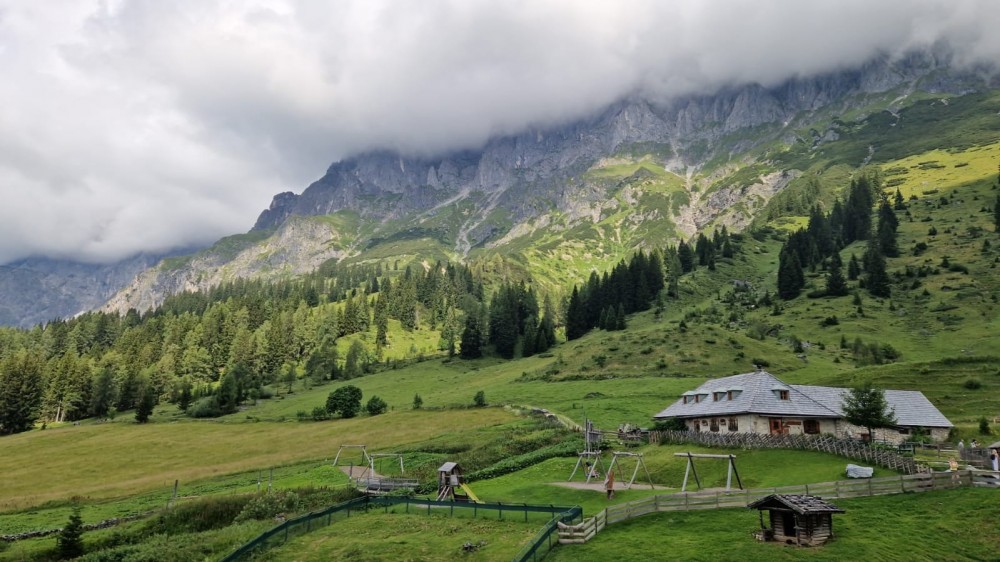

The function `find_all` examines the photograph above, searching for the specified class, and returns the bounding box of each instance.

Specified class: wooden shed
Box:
[747,494,844,546]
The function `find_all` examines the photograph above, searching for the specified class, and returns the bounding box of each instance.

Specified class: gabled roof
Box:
[653,371,839,420]
[747,494,844,514]
[653,371,952,428]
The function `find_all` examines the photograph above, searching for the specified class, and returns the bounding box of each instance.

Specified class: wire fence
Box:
[220,496,582,562]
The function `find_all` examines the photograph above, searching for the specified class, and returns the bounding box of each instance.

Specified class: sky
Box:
[1,0,998,266]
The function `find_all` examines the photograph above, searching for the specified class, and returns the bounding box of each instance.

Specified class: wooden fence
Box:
[557,469,999,545]
[649,430,919,474]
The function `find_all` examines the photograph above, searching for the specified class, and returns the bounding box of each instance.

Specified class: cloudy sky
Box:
[1,0,998,265]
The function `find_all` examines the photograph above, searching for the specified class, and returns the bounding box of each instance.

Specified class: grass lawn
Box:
[258,512,540,562]
[547,487,1000,562]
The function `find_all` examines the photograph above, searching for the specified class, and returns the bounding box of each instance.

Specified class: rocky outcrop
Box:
[252,49,982,253]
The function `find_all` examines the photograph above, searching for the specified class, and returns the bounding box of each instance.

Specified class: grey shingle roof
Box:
[653,371,952,428]
[747,494,845,514]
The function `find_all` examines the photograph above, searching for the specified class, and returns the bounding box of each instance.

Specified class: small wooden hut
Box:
[747,494,844,546]
[436,462,467,501]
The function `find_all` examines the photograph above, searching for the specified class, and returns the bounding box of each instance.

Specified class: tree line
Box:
[777,171,898,300]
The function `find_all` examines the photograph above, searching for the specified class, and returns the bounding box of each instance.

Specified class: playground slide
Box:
[459,483,482,503]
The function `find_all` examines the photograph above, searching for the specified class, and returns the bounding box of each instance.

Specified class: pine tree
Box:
[677,241,695,273]
[89,366,116,418]
[56,505,85,559]
[847,253,861,281]
[994,194,1000,232]
[825,253,849,297]
[565,287,587,341]
[0,350,44,435]
[135,383,156,423]
[459,310,484,359]
[777,247,805,300]
[876,200,900,257]
[863,241,891,298]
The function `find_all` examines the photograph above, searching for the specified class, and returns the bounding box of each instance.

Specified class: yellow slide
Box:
[459,483,482,503]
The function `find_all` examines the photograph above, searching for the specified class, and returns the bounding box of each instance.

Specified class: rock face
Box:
[2,49,989,324]
[252,49,978,251]
[0,254,170,328]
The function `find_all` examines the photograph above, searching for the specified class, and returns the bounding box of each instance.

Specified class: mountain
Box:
[0,253,176,328]
[34,49,1000,317]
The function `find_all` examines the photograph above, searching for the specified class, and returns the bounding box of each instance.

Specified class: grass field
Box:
[546,487,1000,562]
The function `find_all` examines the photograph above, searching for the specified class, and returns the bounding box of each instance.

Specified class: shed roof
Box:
[747,494,845,514]
[438,462,459,473]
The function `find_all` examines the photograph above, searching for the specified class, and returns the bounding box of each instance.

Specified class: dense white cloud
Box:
[0,0,997,264]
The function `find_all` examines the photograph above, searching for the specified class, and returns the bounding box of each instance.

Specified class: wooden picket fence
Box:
[648,430,919,474]
[556,469,999,545]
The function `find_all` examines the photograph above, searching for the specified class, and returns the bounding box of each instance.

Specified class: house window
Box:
[710,418,719,432]
[720,418,727,425]
[804,419,820,434]
[727,390,740,400]
[701,419,708,426]
[729,417,739,431]
[898,428,910,435]
[682,396,689,404]
[694,394,701,403]
[778,390,789,400]
[714,392,726,402]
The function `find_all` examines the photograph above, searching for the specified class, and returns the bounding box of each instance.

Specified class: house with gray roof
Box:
[653,371,952,444]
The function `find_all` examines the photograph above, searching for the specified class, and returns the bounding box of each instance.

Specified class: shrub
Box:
[149,495,251,534]
[311,406,329,421]
[751,358,770,368]
[187,396,222,418]
[979,417,992,435]
[412,394,423,410]
[963,379,982,390]
[652,418,687,431]
[235,491,301,523]
[821,316,839,327]
[366,395,388,416]
[473,391,487,407]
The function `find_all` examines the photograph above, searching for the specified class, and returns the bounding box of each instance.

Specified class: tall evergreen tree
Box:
[863,241,891,298]
[842,381,897,441]
[0,350,44,435]
[876,200,900,257]
[777,247,805,300]
[847,253,861,281]
[89,366,116,418]
[677,241,695,273]
[459,309,484,359]
[825,253,849,297]
[565,287,587,341]
[135,382,156,423]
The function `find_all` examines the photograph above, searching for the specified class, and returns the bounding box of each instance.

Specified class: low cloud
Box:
[1,0,997,264]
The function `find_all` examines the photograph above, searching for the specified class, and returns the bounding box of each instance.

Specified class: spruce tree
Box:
[863,241,891,298]
[847,253,861,281]
[0,351,44,435]
[565,287,587,341]
[135,384,156,423]
[459,311,484,359]
[56,505,85,559]
[677,241,695,273]
[994,194,1000,232]
[777,247,804,300]
[826,253,849,297]
[876,200,900,257]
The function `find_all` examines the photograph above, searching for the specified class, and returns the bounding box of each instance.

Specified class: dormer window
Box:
[727,389,742,400]
[713,392,726,402]
[779,390,789,400]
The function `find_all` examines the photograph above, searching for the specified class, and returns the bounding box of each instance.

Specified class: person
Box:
[971,439,980,449]
[958,439,965,449]
[991,448,999,472]
[605,470,615,500]
[949,457,959,482]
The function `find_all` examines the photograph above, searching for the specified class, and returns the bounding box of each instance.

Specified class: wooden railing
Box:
[649,430,919,473]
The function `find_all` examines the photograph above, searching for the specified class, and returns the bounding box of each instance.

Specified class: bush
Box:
[412,394,423,409]
[148,495,252,534]
[473,391,487,407]
[311,406,329,421]
[366,395,387,416]
[963,379,982,390]
[187,396,222,418]
[235,491,301,523]
[821,316,839,327]
[979,417,992,435]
